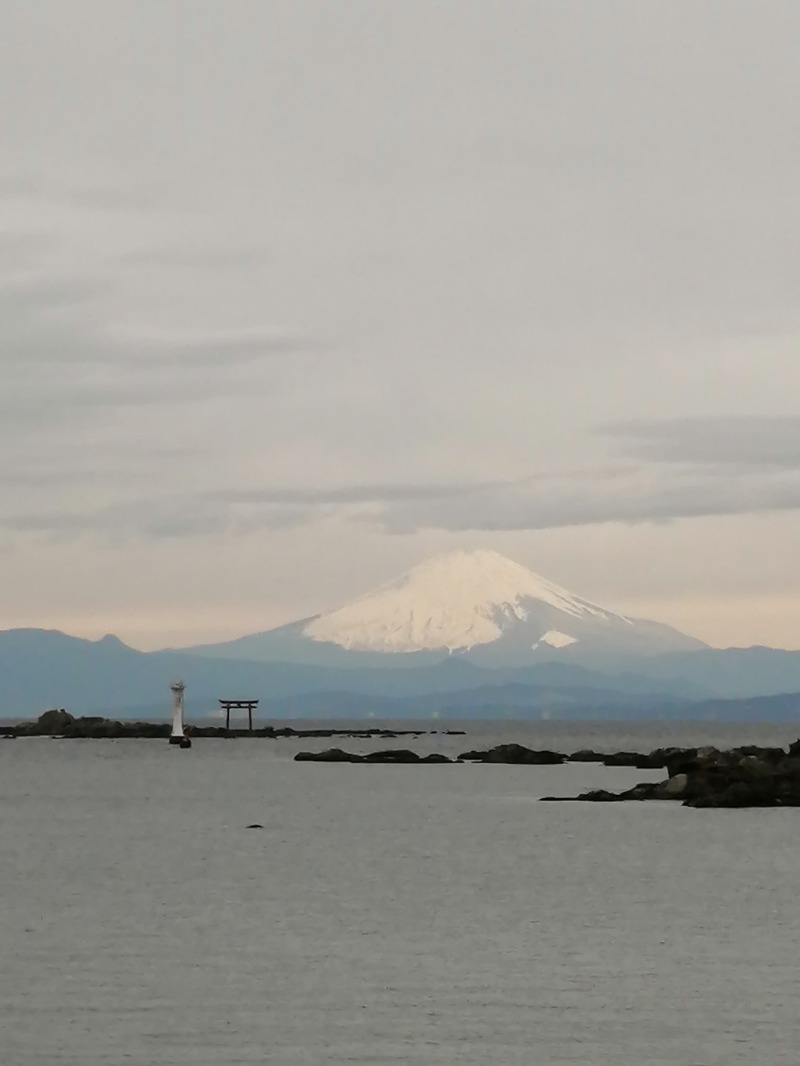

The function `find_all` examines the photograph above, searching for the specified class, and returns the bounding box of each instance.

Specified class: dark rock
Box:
[245,824,264,829]
[293,747,453,764]
[737,745,786,763]
[665,745,788,779]
[602,751,646,767]
[595,748,694,770]
[568,749,606,763]
[76,718,166,739]
[33,708,75,735]
[294,748,364,763]
[685,766,800,807]
[458,744,565,764]
[273,727,427,739]
[622,781,673,801]
[363,749,421,763]
[635,753,675,769]
[543,780,675,803]
[542,788,626,802]
[545,745,800,808]
[664,751,704,776]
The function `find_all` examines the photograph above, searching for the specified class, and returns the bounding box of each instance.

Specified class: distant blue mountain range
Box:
[2,627,800,722]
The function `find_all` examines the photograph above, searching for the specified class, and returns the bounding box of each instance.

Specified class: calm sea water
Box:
[3,722,800,1065]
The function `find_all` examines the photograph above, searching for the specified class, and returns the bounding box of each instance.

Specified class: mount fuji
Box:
[185,549,706,668]
[10,550,800,719]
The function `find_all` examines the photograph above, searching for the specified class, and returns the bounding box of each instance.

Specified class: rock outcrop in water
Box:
[458,743,565,764]
[543,743,800,807]
[294,743,566,765]
[9,710,168,738]
[294,748,453,763]
[287,738,800,808]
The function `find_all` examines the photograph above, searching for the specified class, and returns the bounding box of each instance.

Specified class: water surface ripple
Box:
[3,725,800,1065]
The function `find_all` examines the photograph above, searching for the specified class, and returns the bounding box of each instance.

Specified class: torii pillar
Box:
[169,680,186,745]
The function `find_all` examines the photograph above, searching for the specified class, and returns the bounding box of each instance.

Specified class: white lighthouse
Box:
[169,680,186,745]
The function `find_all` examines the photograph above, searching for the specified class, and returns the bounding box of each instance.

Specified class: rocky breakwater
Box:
[2,709,465,741]
[543,742,800,808]
[8,709,170,739]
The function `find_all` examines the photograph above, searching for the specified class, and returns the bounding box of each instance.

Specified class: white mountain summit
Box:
[305,549,622,653]
[186,549,705,666]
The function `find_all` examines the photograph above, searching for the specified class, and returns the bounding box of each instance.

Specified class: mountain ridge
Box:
[2,625,800,721]
[1,551,797,721]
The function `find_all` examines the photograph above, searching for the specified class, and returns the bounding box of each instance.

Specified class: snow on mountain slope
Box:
[181,549,706,666]
[303,549,631,653]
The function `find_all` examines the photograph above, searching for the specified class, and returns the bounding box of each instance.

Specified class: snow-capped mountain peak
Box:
[303,549,627,654]
[181,548,706,666]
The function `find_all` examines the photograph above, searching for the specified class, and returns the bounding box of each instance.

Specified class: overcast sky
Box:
[2,1,799,650]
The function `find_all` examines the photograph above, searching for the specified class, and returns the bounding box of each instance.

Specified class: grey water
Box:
[3,722,800,1065]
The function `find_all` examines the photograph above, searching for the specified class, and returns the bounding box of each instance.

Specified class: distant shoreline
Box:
[0,710,464,740]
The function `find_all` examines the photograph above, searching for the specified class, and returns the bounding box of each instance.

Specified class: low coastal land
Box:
[6,710,800,808]
[1,708,464,741]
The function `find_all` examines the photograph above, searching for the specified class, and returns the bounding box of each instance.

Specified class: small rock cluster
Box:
[295,748,451,763]
[544,743,800,808]
[457,743,564,764]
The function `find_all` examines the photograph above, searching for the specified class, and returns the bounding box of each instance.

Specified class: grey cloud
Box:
[0,277,102,313]
[0,264,313,544]
[116,246,272,270]
[0,446,193,490]
[0,480,491,541]
[0,175,40,199]
[0,231,59,271]
[0,264,309,434]
[0,275,305,369]
[598,417,800,468]
[9,461,800,542]
[0,371,279,433]
[5,412,800,541]
[375,466,800,535]
[0,171,170,212]
[1,494,310,541]
[142,330,311,367]
[206,481,498,506]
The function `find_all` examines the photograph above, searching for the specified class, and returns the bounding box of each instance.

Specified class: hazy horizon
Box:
[2,2,799,650]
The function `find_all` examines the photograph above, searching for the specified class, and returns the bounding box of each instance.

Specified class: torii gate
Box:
[218,698,259,732]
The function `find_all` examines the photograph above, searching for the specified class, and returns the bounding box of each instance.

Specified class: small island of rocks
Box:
[293,740,800,808]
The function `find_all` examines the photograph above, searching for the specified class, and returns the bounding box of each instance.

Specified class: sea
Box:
[3,720,800,1065]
